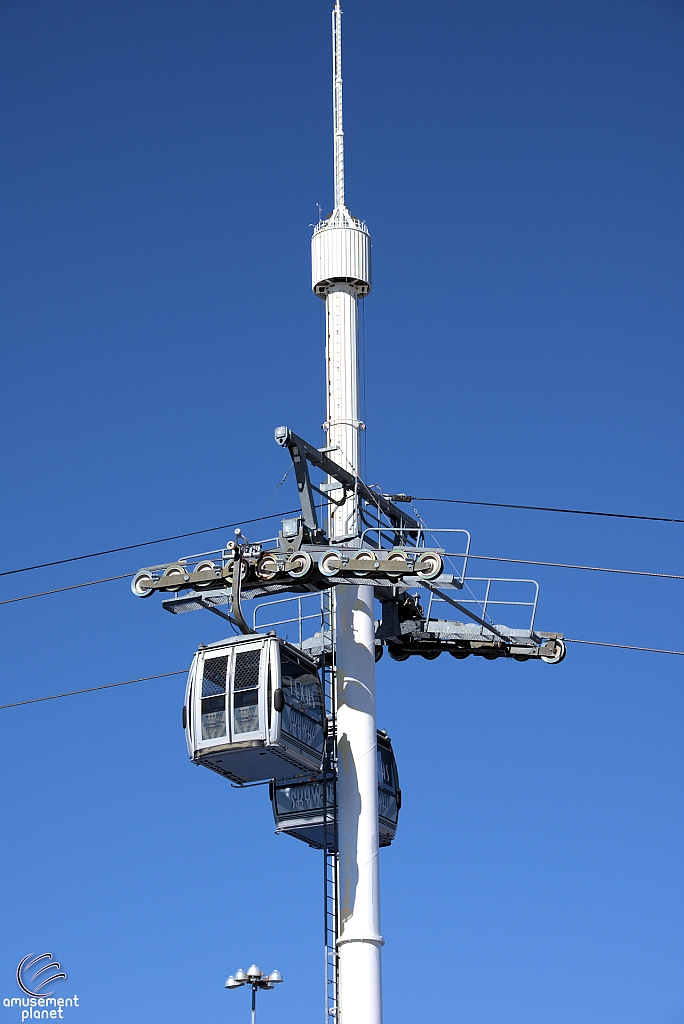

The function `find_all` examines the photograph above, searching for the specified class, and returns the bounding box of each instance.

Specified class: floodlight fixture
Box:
[225,963,283,1024]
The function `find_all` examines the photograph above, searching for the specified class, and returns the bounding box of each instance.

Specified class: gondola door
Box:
[192,641,268,756]
[228,642,264,743]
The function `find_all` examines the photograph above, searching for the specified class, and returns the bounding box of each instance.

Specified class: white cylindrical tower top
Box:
[312,214,371,297]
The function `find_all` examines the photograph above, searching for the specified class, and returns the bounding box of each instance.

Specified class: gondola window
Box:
[201,655,228,740]
[233,648,261,735]
[378,743,398,825]
[280,654,324,750]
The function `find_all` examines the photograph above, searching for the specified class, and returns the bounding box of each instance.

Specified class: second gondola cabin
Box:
[184,634,326,784]
[270,731,401,849]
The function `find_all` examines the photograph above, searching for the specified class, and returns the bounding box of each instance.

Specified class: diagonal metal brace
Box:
[422,582,510,641]
[197,596,241,628]
[275,426,419,533]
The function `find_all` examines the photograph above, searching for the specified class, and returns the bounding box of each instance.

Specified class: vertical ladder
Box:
[322,590,339,1023]
[324,840,338,1021]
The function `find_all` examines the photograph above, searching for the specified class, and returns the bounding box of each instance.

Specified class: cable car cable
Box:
[0,509,301,580]
[565,639,684,656]
[4,548,684,609]
[452,552,684,581]
[394,495,684,525]
[0,670,187,710]
[3,513,684,609]
[2,638,684,712]
[3,492,684,583]
[0,573,134,606]
[246,467,293,543]
[4,491,683,586]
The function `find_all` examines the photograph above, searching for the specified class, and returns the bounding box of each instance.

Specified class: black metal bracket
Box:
[310,481,349,508]
[274,426,420,538]
[281,430,321,533]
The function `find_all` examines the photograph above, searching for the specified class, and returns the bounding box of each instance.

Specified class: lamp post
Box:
[225,965,283,1024]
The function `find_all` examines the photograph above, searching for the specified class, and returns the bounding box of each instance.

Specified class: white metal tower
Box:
[129,8,567,1024]
[312,5,382,1024]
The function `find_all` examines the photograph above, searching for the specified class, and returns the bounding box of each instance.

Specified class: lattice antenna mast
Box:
[333,0,345,210]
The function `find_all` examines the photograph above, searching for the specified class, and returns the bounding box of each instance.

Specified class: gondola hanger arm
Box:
[229,545,256,635]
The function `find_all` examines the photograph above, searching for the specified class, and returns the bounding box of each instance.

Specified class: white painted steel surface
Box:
[311,222,371,296]
[315,5,382,1023]
[334,584,383,1024]
[325,283,361,541]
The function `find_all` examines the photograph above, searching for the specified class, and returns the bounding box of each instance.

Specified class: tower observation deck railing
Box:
[312,211,368,234]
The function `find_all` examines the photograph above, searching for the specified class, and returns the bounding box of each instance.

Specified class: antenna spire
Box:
[332,1,344,209]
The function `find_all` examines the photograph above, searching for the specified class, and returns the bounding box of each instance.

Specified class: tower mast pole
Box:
[313,4,382,1023]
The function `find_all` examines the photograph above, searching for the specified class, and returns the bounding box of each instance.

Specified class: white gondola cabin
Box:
[270,731,401,849]
[184,634,326,784]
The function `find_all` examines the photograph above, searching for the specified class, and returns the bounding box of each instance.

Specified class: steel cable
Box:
[0,573,133,606]
[453,552,684,581]
[2,638,683,712]
[3,550,684,608]
[0,670,187,710]
[565,639,684,656]
[0,509,300,579]
[400,495,684,525]
[5,492,684,582]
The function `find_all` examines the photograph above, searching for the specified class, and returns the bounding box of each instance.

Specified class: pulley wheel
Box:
[541,638,566,664]
[374,642,384,662]
[513,653,531,662]
[420,650,441,660]
[385,549,407,578]
[288,551,313,579]
[351,549,375,576]
[161,563,187,592]
[388,645,410,662]
[415,551,444,580]
[131,571,156,598]
[194,560,217,590]
[481,649,500,660]
[318,549,342,577]
[450,649,470,659]
[224,559,248,584]
[256,552,279,581]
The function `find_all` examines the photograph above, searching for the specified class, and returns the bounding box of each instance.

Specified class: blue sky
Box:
[1,1,683,1021]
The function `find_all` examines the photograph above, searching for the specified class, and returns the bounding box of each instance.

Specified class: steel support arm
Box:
[275,426,419,533]
[284,432,320,532]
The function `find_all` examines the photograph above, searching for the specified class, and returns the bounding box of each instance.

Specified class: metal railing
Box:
[426,577,540,632]
[253,593,326,645]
